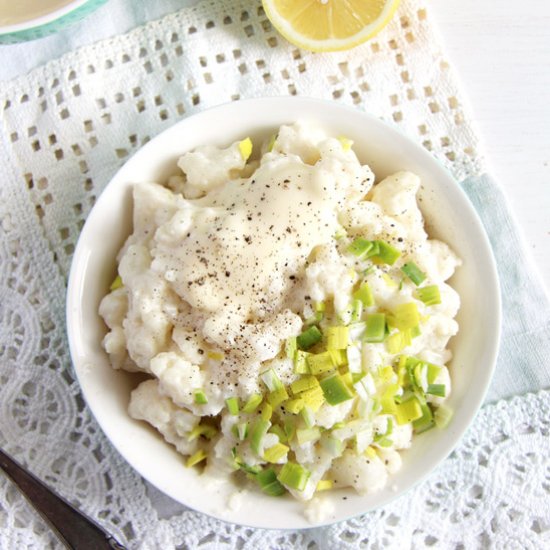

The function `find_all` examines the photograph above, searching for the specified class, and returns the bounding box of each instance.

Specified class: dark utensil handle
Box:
[0,449,125,550]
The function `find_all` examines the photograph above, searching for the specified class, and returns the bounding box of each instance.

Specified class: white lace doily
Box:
[0,0,548,548]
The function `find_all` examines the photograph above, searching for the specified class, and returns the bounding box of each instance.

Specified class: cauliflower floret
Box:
[99,288,128,329]
[271,121,327,165]
[150,351,204,408]
[331,450,388,495]
[128,379,199,455]
[371,171,426,242]
[177,141,248,198]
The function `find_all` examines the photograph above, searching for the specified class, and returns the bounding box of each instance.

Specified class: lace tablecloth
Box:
[1,0,549,548]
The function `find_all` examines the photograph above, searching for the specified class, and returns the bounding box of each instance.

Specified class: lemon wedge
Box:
[262,0,401,52]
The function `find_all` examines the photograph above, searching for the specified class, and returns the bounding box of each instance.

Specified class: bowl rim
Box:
[0,0,91,34]
[66,96,502,529]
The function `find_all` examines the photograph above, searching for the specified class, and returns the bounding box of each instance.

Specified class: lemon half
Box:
[262,0,401,52]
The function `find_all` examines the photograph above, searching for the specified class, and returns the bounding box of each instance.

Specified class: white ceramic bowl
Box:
[0,0,107,44]
[67,97,501,529]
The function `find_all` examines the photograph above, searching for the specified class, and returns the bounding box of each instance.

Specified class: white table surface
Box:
[1,0,549,292]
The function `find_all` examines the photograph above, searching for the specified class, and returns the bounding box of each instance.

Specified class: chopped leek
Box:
[290,375,319,395]
[250,419,271,455]
[285,336,297,359]
[284,397,305,414]
[348,237,374,258]
[294,350,311,374]
[296,427,321,445]
[390,302,420,331]
[401,262,426,286]
[373,240,401,265]
[350,298,363,322]
[416,284,441,306]
[338,136,353,152]
[186,449,207,468]
[242,393,262,413]
[326,326,349,350]
[300,386,325,411]
[364,313,386,343]
[260,368,284,392]
[307,351,335,375]
[187,424,217,442]
[385,329,412,354]
[427,384,446,397]
[353,282,374,307]
[329,348,348,368]
[300,405,315,429]
[434,404,453,428]
[277,462,311,491]
[268,387,289,408]
[395,397,423,425]
[238,137,253,161]
[261,403,273,421]
[316,479,334,492]
[296,325,322,350]
[193,390,208,405]
[263,442,289,463]
[257,468,286,496]
[321,435,344,457]
[110,274,123,291]
[270,423,288,443]
[413,402,435,433]
[236,422,248,441]
[225,397,240,415]
[320,374,354,405]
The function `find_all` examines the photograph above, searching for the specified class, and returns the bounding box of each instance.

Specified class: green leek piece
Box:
[380,383,400,415]
[364,313,386,343]
[267,133,277,152]
[284,417,296,441]
[395,397,423,425]
[263,442,290,463]
[391,302,420,330]
[186,449,207,468]
[307,351,335,375]
[427,363,441,384]
[353,282,374,307]
[238,137,253,161]
[321,435,344,457]
[300,405,315,429]
[350,299,363,323]
[401,262,426,286]
[285,336,297,360]
[300,386,325,411]
[261,403,273,421]
[187,424,217,442]
[193,390,208,405]
[376,437,393,447]
[250,419,271,455]
[237,459,261,476]
[296,325,322,350]
[225,397,240,415]
[373,240,401,265]
[316,479,334,492]
[110,274,123,291]
[236,422,248,441]
[413,402,435,433]
[416,284,441,306]
[320,374,354,405]
[427,384,446,397]
[257,468,286,496]
[326,326,349,350]
[267,387,289,408]
[260,368,284,392]
[277,462,311,491]
[284,398,305,414]
[290,375,319,395]
[242,393,263,413]
[270,423,288,443]
[434,404,453,428]
[348,237,374,258]
[294,350,311,374]
[386,329,412,354]
[329,349,348,368]
[296,427,321,445]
